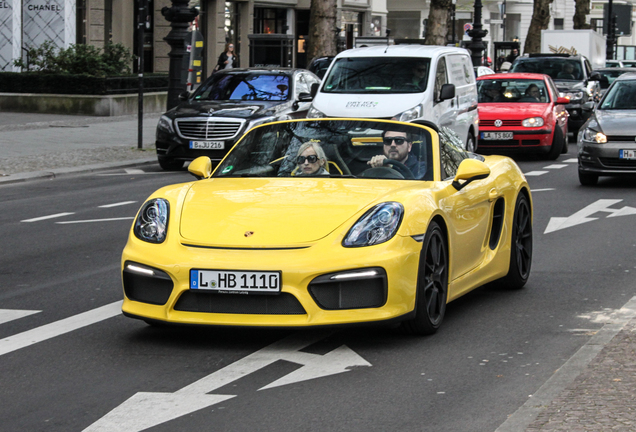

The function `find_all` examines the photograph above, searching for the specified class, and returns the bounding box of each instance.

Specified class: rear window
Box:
[322,57,432,94]
[194,73,290,101]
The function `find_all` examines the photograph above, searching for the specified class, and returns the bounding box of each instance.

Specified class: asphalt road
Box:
[1,151,636,432]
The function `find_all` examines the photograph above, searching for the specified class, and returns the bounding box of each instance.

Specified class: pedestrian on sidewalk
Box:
[214,43,238,72]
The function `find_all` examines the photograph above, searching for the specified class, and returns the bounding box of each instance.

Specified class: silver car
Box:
[578,72,636,185]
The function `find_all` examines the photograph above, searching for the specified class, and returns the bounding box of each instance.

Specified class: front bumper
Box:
[156,129,240,164]
[478,128,553,151]
[578,140,636,175]
[121,234,422,327]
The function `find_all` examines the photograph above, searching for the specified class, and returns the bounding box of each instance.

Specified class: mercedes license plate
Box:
[190,269,281,294]
[481,132,513,140]
[189,141,225,150]
[619,149,636,159]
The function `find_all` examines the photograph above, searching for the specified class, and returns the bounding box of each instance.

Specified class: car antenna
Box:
[385,29,391,53]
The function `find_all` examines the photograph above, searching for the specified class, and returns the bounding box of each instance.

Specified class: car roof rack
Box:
[527,53,573,58]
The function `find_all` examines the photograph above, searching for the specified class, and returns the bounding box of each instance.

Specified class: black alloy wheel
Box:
[500,193,532,289]
[401,221,448,335]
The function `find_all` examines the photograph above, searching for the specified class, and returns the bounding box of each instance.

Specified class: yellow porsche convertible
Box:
[121,119,532,335]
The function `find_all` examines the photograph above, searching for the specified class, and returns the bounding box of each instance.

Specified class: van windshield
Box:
[322,57,431,94]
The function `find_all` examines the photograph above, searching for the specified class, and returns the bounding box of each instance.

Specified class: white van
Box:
[308,45,480,151]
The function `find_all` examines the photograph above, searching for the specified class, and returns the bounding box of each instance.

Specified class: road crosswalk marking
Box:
[0,309,41,325]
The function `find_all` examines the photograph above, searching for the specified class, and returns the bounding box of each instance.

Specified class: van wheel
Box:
[465,132,477,152]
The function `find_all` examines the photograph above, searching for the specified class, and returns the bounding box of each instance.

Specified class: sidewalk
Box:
[0,112,160,184]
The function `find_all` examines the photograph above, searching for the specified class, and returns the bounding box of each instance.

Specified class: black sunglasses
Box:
[297,155,318,164]
[383,137,408,146]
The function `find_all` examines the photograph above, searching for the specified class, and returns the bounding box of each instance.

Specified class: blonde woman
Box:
[293,142,329,176]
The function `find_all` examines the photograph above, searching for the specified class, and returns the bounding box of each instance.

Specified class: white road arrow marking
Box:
[544,199,636,234]
[0,309,40,325]
[85,331,371,432]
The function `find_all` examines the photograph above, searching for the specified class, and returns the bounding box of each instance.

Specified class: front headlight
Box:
[582,128,607,143]
[343,202,404,247]
[565,91,584,102]
[307,105,326,118]
[157,115,175,134]
[395,105,423,122]
[522,117,544,127]
[134,199,169,243]
[246,116,276,132]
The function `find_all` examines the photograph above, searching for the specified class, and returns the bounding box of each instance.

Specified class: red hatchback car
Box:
[476,73,570,159]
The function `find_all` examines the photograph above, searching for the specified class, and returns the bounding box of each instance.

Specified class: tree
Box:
[306,0,338,65]
[424,0,452,45]
[573,0,591,29]
[523,0,553,54]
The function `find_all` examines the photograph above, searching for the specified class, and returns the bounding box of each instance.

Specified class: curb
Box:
[0,158,157,186]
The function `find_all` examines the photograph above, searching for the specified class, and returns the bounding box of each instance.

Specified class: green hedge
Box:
[0,73,169,95]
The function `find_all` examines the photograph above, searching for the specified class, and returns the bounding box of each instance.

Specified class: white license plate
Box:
[619,149,636,159]
[190,269,281,294]
[481,132,513,140]
[189,141,225,150]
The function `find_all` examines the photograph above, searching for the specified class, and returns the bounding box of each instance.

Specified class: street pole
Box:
[452,0,456,46]
[161,0,199,111]
[606,0,615,61]
[467,0,488,67]
[137,0,147,150]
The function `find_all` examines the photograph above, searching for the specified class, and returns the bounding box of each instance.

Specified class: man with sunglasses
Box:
[368,130,427,179]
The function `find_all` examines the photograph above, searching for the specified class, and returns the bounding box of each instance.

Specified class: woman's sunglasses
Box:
[383,138,408,146]
[297,155,319,164]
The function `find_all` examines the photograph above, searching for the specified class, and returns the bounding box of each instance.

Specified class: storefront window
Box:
[254,8,287,34]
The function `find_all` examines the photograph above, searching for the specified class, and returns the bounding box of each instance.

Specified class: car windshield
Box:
[212,119,437,180]
[193,73,290,101]
[322,57,431,93]
[599,81,636,109]
[477,79,549,103]
[510,58,582,81]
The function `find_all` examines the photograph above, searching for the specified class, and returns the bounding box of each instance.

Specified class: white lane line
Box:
[564,158,578,163]
[56,217,135,224]
[543,164,568,169]
[524,171,549,177]
[530,188,555,193]
[0,309,41,325]
[0,301,122,357]
[99,201,137,208]
[125,169,146,174]
[21,212,74,223]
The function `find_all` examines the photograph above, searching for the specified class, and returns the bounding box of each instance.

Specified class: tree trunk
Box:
[523,0,554,54]
[306,0,338,65]
[424,0,452,45]
[573,0,591,29]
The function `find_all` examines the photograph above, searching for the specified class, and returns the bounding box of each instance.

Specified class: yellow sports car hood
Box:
[179,178,412,247]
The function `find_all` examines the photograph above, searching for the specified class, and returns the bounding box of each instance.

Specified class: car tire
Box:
[545,127,564,160]
[158,157,184,171]
[498,193,532,290]
[400,221,448,336]
[578,169,599,186]
[560,127,569,154]
[465,132,477,153]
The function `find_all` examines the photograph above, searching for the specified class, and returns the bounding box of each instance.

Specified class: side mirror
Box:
[310,82,319,98]
[298,92,313,102]
[452,159,490,190]
[178,91,190,101]
[556,97,570,105]
[582,101,594,111]
[439,83,455,102]
[188,156,212,180]
[589,72,601,82]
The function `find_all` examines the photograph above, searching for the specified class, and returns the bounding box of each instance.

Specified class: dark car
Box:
[509,53,602,136]
[155,67,321,170]
[307,56,335,79]
[592,67,635,96]
[577,72,636,185]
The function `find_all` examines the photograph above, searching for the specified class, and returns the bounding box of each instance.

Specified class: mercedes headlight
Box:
[582,128,607,143]
[343,202,404,247]
[134,199,169,243]
[307,105,326,118]
[522,117,544,127]
[157,115,175,134]
[395,105,423,122]
[565,91,584,102]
